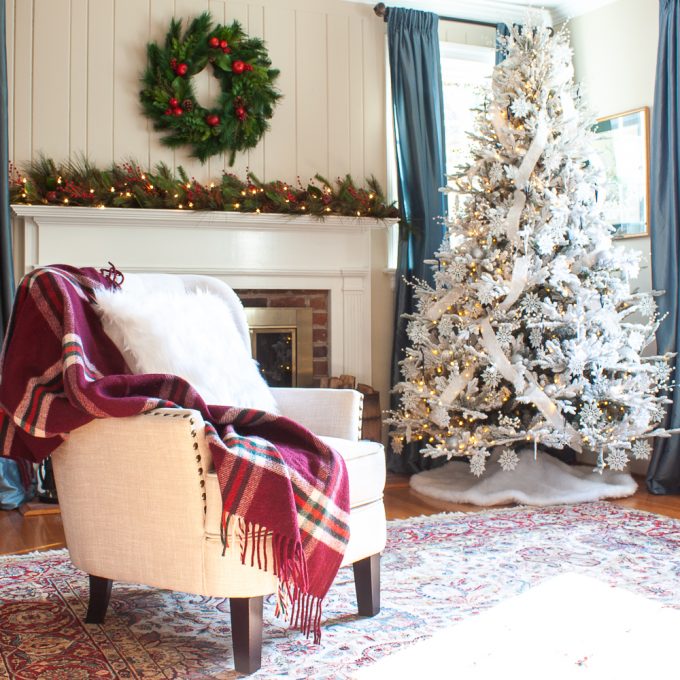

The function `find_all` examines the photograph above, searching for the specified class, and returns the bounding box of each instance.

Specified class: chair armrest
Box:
[271,388,363,441]
[51,407,214,590]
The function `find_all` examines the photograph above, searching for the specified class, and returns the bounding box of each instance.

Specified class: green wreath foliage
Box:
[140,12,280,164]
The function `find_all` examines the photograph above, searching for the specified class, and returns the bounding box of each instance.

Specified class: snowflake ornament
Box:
[655,363,672,384]
[402,361,421,381]
[638,295,657,318]
[402,392,422,412]
[449,260,468,282]
[498,448,519,471]
[579,401,602,427]
[488,163,505,185]
[536,230,557,255]
[438,315,454,338]
[469,451,488,477]
[407,320,430,345]
[631,439,652,460]
[510,96,531,118]
[478,288,498,306]
[520,293,543,316]
[650,404,667,423]
[483,365,501,389]
[529,327,543,348]
[496,324,514,349]
[488,209,507,237]
[605,449,629,472]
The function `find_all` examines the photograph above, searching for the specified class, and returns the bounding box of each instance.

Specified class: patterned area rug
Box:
[1,503,679,679]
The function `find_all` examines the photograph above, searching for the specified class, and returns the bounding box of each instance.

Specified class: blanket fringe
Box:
[221,512,322,642]
[99,262,124,287]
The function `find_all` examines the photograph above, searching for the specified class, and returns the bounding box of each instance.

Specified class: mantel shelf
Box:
[10,205,391,233]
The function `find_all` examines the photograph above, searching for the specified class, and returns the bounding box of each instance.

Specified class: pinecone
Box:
[182,99,194,112]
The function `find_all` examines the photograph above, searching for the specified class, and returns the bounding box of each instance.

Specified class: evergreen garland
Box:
[9,157,399,220]
[140,12,280,164]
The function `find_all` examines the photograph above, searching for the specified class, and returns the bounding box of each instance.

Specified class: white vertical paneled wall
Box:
[7,0,393,415]
[8,0,387,187]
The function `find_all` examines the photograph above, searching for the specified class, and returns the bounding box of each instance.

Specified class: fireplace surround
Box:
[11,205,387,387]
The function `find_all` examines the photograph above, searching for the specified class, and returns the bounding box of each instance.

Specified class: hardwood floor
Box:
[2,473,680,556]
[384,472,680,520]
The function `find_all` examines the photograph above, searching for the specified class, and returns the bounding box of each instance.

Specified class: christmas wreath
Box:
[140,12,280,164]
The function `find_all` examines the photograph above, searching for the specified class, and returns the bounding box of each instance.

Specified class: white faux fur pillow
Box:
[94,286,279,414]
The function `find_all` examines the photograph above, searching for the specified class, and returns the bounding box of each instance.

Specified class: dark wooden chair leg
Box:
[353,553,380,617]
[85,575,112,624]
[230,596,263,675]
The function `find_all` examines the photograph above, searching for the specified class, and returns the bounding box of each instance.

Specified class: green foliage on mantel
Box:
[10,156,399,220]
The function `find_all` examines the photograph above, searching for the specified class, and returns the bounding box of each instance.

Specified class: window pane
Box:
[440,44,495,214]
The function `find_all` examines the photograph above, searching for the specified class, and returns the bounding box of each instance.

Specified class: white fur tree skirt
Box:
[410,450,637,506]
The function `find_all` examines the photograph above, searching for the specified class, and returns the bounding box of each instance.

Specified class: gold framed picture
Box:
[592,107,650,239]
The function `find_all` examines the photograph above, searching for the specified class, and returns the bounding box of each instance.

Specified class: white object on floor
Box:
[410,449,637,506]
[355,572,680,679]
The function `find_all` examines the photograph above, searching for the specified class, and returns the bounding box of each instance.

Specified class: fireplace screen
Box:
[245,308,314,387]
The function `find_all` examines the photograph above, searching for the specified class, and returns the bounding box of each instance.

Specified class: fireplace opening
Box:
[237,289,329,387]
[245,307,314,387]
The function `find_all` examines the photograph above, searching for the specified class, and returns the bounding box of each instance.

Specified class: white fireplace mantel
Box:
[11,205,388,385]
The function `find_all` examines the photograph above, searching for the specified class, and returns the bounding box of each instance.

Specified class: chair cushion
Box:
[318,436,386,507]
[204,436,385,536]
[94,286,279,413]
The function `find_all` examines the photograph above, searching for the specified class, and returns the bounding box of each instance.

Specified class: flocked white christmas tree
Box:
[387,24,675,477]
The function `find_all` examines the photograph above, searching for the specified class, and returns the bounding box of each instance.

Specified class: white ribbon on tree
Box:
[498,255,530,312]
[440,365,476,406]
[426,290,460,322]
[503,190,527,243]
[490,102,514,150]
[514,117,549,189]
[479,319,582,452]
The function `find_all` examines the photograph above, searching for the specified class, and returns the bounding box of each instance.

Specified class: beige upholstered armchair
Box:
[51,273,387,675]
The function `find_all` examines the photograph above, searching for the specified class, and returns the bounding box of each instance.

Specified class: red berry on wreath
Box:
[205,114,220,127]
[169,97,179,107]
[244,63,253,71]
[46,191,57,202]
[235,106,246,121]
[232,60,245,74]
[209,36,220,48]
[170,57,177,70]
[176,63,188,76]
[220,39,228,49]
[164,108,173,116]
[222,46,231,54]
[173,107,183,116]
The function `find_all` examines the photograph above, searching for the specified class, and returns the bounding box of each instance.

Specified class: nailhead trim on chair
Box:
[358,395,364,438]
[143,409,207,514]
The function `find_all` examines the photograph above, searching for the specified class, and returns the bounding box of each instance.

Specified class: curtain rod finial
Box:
[374,3,388,21]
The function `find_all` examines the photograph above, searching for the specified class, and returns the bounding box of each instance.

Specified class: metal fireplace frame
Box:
[245,307,314,387]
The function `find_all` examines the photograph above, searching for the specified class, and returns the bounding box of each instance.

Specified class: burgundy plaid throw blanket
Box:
[0,265,350,641]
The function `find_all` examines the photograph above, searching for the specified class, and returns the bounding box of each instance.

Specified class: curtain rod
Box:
[373,3,498,29]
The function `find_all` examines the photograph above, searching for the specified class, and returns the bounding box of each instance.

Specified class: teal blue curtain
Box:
[647,0,680,494]
[0,0,27,509]
[495,23,511,64]
[387,8,447,472]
